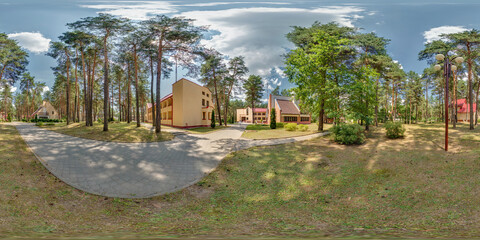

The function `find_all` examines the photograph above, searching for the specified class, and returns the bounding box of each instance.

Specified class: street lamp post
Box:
[434,54,464,151]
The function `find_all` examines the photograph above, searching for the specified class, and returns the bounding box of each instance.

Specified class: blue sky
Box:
[2,0,480,99]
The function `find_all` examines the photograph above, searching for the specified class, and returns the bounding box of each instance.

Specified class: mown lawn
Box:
[1,122,480,238]
[242,123,331,139]
[186,125,229,134]
[38,122,174,142]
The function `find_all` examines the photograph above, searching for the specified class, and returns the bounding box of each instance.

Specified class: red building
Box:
[451,99,478,122]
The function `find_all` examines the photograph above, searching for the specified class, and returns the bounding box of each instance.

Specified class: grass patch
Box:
[242,123,330,139]
[39,122,174,142]
[2,122,480,238]
[186,125,228,134]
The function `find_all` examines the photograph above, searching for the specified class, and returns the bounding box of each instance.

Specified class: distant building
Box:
[236,94,311,124]
[31,101,59,119]
[451,99,478,122]
[268,94,311,124]
[236,107,267,124]
[145,78,214,128]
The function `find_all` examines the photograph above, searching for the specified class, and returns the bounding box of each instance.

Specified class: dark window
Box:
[203,112,206,120]
[284,116,298,122]
[52,111,54,114]
[207,93,209,97]
[202,91,205,95]
[207,101,209,107]
[301,117,310,122]
[202,99,205,106]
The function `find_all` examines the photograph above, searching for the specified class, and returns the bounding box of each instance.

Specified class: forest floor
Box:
[38,122,174,142]
[1,122,480,239]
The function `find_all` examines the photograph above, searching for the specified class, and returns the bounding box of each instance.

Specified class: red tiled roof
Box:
[277,100,300,115]
[456,99,477,113]
[253,108,267,113]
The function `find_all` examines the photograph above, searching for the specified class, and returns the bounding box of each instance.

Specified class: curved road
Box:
[14,122,327,198]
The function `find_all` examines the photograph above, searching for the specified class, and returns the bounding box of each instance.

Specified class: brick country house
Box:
[31,101,59,119]
[236,94,311,124]
[145,78,215,128]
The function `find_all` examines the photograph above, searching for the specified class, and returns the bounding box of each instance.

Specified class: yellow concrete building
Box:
[146,78,214,128]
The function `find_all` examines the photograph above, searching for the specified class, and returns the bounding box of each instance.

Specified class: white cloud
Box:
[7,32,51,54]
[42,86,50,93]
[179,6,364,75]
[393,60,403,69]
[183,2,291,7]
[423,26,469,43]
[79,1,177,20]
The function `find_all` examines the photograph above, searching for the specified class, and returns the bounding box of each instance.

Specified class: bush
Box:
[285,123,297,131]
[35,122,44,127]
[270,108,276,129]
[276,122,285,128]
[46,122,55,126]
[298,124,309,132]
[385,121,405,139]
[211,110,216,129]
[331,123,365,145]
[97,118,103,123]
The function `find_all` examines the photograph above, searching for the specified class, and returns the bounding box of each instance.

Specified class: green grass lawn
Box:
[142,122,228,134]
[242,123,331,139]
[185,125,228,134]
[39,122,174,142]
[2,122,480,238]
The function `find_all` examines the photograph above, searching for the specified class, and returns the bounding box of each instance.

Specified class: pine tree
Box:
[270,108,276,129]
[211,110,216,128]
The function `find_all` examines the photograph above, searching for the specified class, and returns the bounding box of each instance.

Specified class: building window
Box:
[301,117,310,122]
[208,112,211,120]
[202,91,205,95]
[52,111,54,114]
[207,101,209,107]
[203,112,206,120]
[284,116,298,122]
[207,93,209,97]
[202,99,205,106]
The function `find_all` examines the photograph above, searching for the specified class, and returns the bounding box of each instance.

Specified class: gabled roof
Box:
[277,99,300,115]
[456,99,477,113]
[31,107,44,117]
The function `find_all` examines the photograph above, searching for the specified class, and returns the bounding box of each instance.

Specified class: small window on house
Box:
[206,93,209,97]
[207,101,209,107]
[202,91,205,95]
[52,111,54,114]
[203,112,206,120]
[301,117,310,122]
[202,99,205,106]
[208,112,211,120]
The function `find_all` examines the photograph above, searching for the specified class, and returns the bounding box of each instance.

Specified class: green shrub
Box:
[97,118,103,123]
[276,122,285,128]
[285,123,297,131]
[211,110,216,129]
[384,121,405,139]
[35,122,44,127]
[270,108,276,129]
[298,124,309,132]
[46,122,55,126]
[331,123,365,145]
